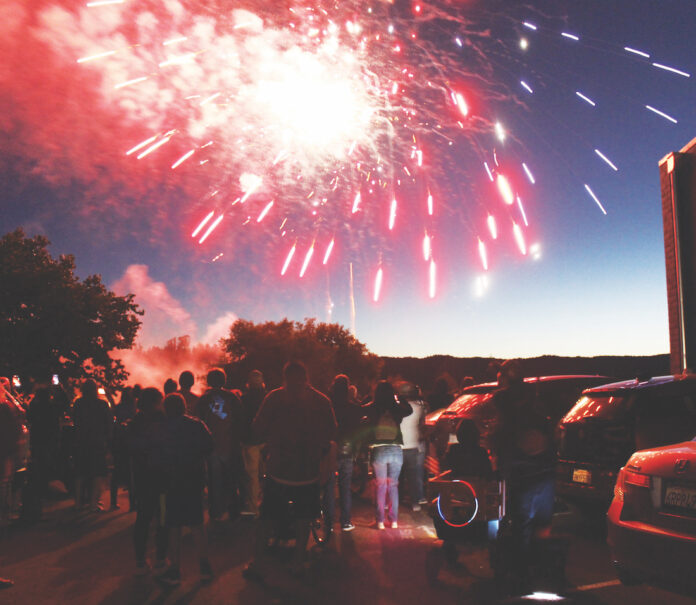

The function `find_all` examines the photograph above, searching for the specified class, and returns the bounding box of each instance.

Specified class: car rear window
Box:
[633,392,696,450]
[562,393,632,422]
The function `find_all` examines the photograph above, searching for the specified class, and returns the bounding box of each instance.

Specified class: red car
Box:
[607,437,696,596]
[425,375,613,454]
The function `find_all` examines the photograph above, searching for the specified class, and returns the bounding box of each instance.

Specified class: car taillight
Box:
[623,469,651,488]
[614,469,625,502]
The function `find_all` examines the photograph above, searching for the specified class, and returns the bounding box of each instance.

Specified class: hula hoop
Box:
[436,479,479,527]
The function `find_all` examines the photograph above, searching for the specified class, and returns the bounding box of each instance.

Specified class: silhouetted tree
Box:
[0,229,142,390]
[222,318,382,393]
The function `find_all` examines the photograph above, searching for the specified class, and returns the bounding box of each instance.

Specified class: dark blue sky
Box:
[2,0,695,357]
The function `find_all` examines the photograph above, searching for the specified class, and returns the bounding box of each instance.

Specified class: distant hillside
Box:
[380,354,670,393]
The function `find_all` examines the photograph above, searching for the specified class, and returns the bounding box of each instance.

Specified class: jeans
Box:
[323,453,354,526]
[401,447,425,504]
[371,445,403,523]
[505,474,555,580]
[510,475,555,547]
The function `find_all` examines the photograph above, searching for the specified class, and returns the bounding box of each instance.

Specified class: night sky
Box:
[1,0,695,358]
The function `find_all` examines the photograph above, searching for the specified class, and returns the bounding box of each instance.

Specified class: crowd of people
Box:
[0,359,556,593]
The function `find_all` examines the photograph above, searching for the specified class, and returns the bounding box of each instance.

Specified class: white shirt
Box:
[400,399,425,449]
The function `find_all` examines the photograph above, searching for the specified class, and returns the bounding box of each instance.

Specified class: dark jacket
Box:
[491,382,555,486]
[27,392,62,452]
[0,401,22,463]
[332,391,365,453]
[162,414,214,490]
[72,395,112,451]
[127,409,167,488]
[444,443,493,479]
[253,385,337,484]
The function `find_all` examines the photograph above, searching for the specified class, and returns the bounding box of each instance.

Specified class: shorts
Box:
[166,486,204,527]
[260,477,320,521]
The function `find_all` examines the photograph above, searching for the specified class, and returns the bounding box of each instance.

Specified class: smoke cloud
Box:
[112,263,196,346]
[110,263,237,387]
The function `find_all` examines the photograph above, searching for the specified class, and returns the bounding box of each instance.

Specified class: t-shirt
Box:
[400,399,427,449]
[253,385,337,484]
[178,389,199,417]
[196,388,244,460]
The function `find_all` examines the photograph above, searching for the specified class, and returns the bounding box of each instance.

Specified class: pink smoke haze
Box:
[111,264,237,386]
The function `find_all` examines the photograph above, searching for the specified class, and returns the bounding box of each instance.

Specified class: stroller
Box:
[426,469,569,593]
[425,470,505,585]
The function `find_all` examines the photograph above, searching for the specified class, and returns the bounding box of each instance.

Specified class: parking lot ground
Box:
[1,488,694,605]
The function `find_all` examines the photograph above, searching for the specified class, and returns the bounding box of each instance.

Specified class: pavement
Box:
[1,485,694,605]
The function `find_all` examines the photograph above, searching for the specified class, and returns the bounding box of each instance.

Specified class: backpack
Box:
[374,410,399,442]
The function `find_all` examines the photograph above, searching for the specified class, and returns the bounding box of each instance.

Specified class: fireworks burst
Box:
[4,0,691,307]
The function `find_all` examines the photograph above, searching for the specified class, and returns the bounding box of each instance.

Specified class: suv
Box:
[556,375,696,509]
[426,375,614,455]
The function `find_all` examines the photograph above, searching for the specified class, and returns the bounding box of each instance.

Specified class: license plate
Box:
[572,468,592,484]
[664,485,696,510]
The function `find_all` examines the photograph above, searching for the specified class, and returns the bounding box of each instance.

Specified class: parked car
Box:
[607,436,696,596]
[556,374,696,509]
[426,375,614,457]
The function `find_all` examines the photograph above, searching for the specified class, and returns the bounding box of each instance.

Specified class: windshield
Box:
[562,393,632,423]
[444,392,495,419]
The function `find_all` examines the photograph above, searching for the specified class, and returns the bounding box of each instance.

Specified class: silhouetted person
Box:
[436,419,495,565]
[23,386,62,520]
[128,387,169,574]
[157,393,214,586]
[177,370,199,416]
[363,380,412,529]
[445,419,493,478]
[491,360,555,591]
[73,379,112,512]
[241,370,266,517]
[163,378,177,396]
[398,382,429,511]
[324,374,364,532]
[427,376,454,412]
[110,388,137,510]
[244,361,336,580]
[196,368,244,521]
[0,379,22,589]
